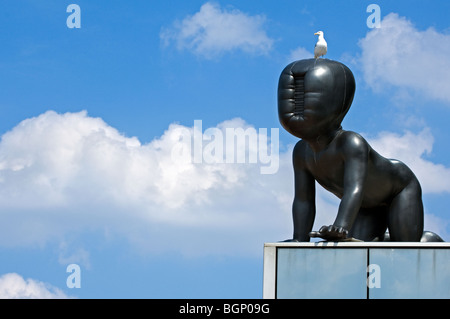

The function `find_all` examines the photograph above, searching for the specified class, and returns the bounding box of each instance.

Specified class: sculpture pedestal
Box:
[263,242,450,299]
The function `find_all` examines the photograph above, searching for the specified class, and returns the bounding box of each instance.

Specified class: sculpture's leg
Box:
[420,231,444,242]
[348,207,388,241]
[387,178,424,241]
[383,230,444,242]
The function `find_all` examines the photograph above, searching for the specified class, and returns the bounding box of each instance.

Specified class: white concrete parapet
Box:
[263,242,450,299]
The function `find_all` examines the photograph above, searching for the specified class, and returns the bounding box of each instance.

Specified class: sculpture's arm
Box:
[292,142,316,241]
[333,134,369,232]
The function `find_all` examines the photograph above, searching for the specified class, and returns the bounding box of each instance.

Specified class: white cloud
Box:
[0,111,448,253]
[0,273,70,299]
[288,46,312,62]
[0,111,289,254]
[359,13,450,103]
[160,2,273,58]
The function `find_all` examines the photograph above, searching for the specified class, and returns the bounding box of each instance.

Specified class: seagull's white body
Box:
[314,31,327,59]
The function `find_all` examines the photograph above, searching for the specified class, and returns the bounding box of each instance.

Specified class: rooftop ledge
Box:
[264,241,450,248]
[263,241,450,299]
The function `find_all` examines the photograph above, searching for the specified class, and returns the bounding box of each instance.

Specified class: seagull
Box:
[314,31,327,59]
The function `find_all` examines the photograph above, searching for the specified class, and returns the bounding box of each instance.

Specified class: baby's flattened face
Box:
[278,59,355,140]
[294,66,342,138]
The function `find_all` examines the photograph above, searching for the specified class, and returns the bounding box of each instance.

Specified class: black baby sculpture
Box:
[278,58,443,242]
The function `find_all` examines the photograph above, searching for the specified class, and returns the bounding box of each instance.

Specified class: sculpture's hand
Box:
[309,225,348,241]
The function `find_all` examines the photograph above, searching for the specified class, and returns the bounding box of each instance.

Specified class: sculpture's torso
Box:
[296,130,416,209]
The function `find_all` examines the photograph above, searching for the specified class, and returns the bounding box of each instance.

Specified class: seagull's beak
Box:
[314,32,319,35]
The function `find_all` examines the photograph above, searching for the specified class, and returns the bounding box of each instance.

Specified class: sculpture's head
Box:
[278,59,355,140]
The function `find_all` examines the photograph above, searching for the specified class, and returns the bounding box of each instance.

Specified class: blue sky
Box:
[0,0,450,298]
